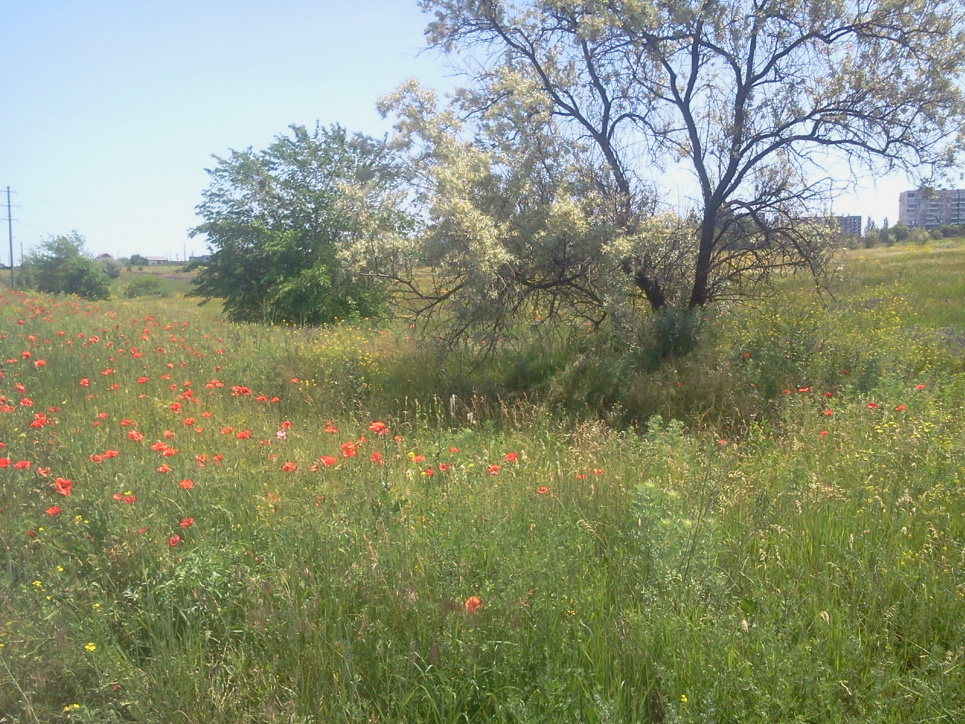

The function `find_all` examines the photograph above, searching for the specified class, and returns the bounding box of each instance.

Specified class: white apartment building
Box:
[899,189,965,228]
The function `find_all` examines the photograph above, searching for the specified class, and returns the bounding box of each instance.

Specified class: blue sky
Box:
[2,1,913,262]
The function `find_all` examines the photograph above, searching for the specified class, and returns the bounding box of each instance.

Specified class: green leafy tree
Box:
[20,232,111,300]
[189,124,410,325]
[101,259,122,279]
[374,0,965,342]
[129,254,149,267]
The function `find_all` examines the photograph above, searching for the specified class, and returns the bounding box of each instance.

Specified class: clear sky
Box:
[2,1,916,263]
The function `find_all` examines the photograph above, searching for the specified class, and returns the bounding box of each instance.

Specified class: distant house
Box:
[95,253,115,262]
[145,256,168,266]
[188,254,211,264]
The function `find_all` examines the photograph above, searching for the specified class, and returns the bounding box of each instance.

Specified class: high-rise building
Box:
[834,215,862,236]
[899,189,965,228]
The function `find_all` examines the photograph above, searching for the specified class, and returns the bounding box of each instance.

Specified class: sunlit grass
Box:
[1,240,965,721]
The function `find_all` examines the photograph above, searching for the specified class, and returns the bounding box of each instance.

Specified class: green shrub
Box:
[122,276,170,298]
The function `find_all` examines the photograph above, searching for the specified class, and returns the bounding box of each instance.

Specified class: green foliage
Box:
[190,124,410,325]
[101,259,122,279]
[19,231,111,300]
[121,275,170,298]
[3,243,965,721]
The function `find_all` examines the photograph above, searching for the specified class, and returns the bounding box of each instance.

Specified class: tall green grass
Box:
[1,240,964,722]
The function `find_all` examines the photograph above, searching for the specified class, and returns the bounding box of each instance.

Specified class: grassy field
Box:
[1,241,964,722]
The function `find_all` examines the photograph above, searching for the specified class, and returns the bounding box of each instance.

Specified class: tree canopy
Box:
[190,124,411,325]
[20,232,111,301]
[369,0,965,343]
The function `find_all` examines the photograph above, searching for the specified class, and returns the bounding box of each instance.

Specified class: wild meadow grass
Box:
[2,240,965,722]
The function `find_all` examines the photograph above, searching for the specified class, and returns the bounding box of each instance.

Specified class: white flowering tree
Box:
[368,0,965,346]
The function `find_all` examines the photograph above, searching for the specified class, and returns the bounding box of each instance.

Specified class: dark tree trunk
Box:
[689,209,718,308]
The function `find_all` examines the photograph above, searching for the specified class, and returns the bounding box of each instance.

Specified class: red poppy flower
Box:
[180,517,194,528]
[895,404,906,411]
[325,423,337,434]
[281,461,297,472]
[593,469,604,475]
[867,402,878,409]
[823,409,833,416]
[341,442,357,458]
[413,454,425,463]
[537,486,549,494]
[368,421,388,435]
[915,384,926,390]
[505,452,518,463]
[464,596,482,614]
[79,378,90,387]
[370,451,384,464]
[819,430,828,437]
[45,506,61,516]
[487,464,501,476]
[318,455,337,467]
[179,479,194,489]
[438,463,450,472]
[220,426,234,435]
[449,447,459,453]
[423,468,434,477]
[89,454,104,464]
[156,464,172,473]
[168,535,181,547]
[151,442,168,452]
[54,478,72,496]
[128,431,143,442]
[13,460,30,470]
[236,430,251,439]
[137,376,148,384]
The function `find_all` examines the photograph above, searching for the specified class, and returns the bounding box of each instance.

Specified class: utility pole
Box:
[5,187,14,288]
